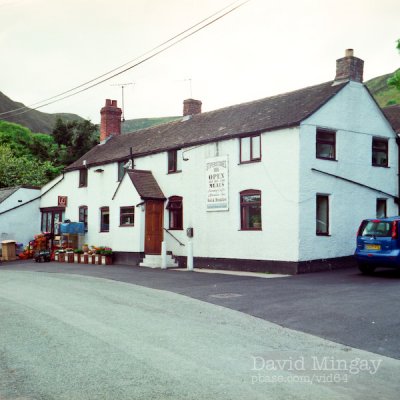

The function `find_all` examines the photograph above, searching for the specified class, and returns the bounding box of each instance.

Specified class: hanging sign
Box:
[58,196,68,207]
[206,155,229,211]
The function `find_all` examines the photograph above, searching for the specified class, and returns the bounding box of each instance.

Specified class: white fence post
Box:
[187,240,194,271]
[161,241,167,269]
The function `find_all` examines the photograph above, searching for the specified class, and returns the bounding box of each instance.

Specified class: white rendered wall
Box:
[135,127,301,262]
[0,188,41,246]
[40,127,301,261]
[299,82,398,261]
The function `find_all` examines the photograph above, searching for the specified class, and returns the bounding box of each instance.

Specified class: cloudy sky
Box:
[1,0,399,124]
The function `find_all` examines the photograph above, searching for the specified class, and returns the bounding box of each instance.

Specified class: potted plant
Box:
[82,244,89,253]
[74,249,83,263]
[66,248,74,263]
[58,249,65,262]
[101,248,113,265]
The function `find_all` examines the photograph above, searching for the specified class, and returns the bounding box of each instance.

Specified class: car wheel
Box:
[358,263,376,275]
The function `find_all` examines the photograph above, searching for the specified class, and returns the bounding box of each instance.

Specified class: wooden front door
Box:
[144,200,164,255]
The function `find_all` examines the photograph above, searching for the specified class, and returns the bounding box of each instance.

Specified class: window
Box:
[376,199,387,218]
[79,169,88,187]
[240,134,261,163]
[40,208,65,234]
[316,129,336,160]
[240,190,261,230]
[79,206,88,232]
[166,196,183,230]
[120,206,135,226]
[117,161,125,182]
[372,138,388,167]
[100,207,110,232]
[168,150,177,173]
[316,195,329,235]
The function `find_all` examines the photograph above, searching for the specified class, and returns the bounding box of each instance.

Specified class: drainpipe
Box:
[396,136,400,215]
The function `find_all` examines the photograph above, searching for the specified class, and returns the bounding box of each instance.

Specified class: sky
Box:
[1,0,399,124]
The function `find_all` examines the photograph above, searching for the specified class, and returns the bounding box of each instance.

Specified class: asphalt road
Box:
[0,269,399,400]
[1,260,399,359]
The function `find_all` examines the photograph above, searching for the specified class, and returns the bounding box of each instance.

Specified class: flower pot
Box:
[66,253,74,263]
[82,254,88,264]
[59,253,65,262]
[101,255,113,265]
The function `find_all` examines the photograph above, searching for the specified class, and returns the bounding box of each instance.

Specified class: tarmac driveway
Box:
[0,270,399,400]
[1,260,399,360]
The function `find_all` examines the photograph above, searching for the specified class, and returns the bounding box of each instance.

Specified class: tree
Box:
[387,39,400,90]
[0,145,62,188]
[52,118,99,164]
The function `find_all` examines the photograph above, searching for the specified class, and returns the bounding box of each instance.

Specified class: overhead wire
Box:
[0,0,251,120]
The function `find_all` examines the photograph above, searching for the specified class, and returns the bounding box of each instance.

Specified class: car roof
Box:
[364,216,400,222]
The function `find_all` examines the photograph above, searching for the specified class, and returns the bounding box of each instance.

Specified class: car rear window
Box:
[360,221,392,237]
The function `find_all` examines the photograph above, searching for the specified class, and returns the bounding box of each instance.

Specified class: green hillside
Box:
[121,116,180,133]
[0,91,83,134]
[365,69,400,107]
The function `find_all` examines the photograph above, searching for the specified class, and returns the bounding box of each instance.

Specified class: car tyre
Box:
[358,263,376,275]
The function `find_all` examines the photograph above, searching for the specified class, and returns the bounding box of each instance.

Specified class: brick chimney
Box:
[334,49,364,84]
[100,99,122,142]
[183,98,202,116]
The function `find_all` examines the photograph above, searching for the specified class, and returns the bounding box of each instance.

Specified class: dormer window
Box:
[79,169,88,187]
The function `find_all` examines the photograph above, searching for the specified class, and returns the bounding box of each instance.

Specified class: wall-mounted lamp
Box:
[94,168,104,173]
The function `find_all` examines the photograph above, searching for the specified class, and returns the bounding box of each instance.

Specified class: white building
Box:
[40,50,399,273]
[0,186,41,246]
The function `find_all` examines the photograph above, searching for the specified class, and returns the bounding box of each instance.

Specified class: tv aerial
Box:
[111,82,134,122]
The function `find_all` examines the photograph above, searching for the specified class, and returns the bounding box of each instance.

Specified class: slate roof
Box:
[127,169,165,200]
[0,187,19,204]
[66,80,348,171]
[383,104,400,134]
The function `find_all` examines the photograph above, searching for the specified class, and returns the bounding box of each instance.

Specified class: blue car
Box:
[355,217,400,274]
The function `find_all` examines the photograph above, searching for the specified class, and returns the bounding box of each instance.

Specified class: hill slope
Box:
[121,116,180,133]
[0,91,83,134]
[365,69,400,107]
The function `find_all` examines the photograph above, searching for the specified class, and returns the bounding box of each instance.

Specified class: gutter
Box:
[0,174,65,216]
[311,168,399,202]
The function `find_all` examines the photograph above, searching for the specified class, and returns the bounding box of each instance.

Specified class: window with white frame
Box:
[240,134,261,163]
[316,195,329,235]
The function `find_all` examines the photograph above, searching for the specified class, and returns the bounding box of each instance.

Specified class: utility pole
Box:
[111,82,133,122]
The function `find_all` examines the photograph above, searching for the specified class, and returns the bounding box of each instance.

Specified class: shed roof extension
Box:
[66,80,348,171]
[127,169,165,200]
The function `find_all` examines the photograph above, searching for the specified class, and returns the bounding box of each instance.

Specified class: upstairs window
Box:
[240,190,262,230]
[316,195,329,236]
[168,150,178,173]
[79,169,88,187]
[166,196,183,230]
[79,206,88,232]
[376,199,387,218]
[100,207,110,232]
[120,206,135,226]
[316,129,336,160]
[372,138,388,167]
[240,134,261,163]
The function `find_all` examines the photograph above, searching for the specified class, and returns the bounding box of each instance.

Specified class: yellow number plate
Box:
[365,244,381,250]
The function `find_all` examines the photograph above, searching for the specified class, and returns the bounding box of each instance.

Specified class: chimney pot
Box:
[345,49,354,57]
[183,98,202,116]
[100,99,122,142]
